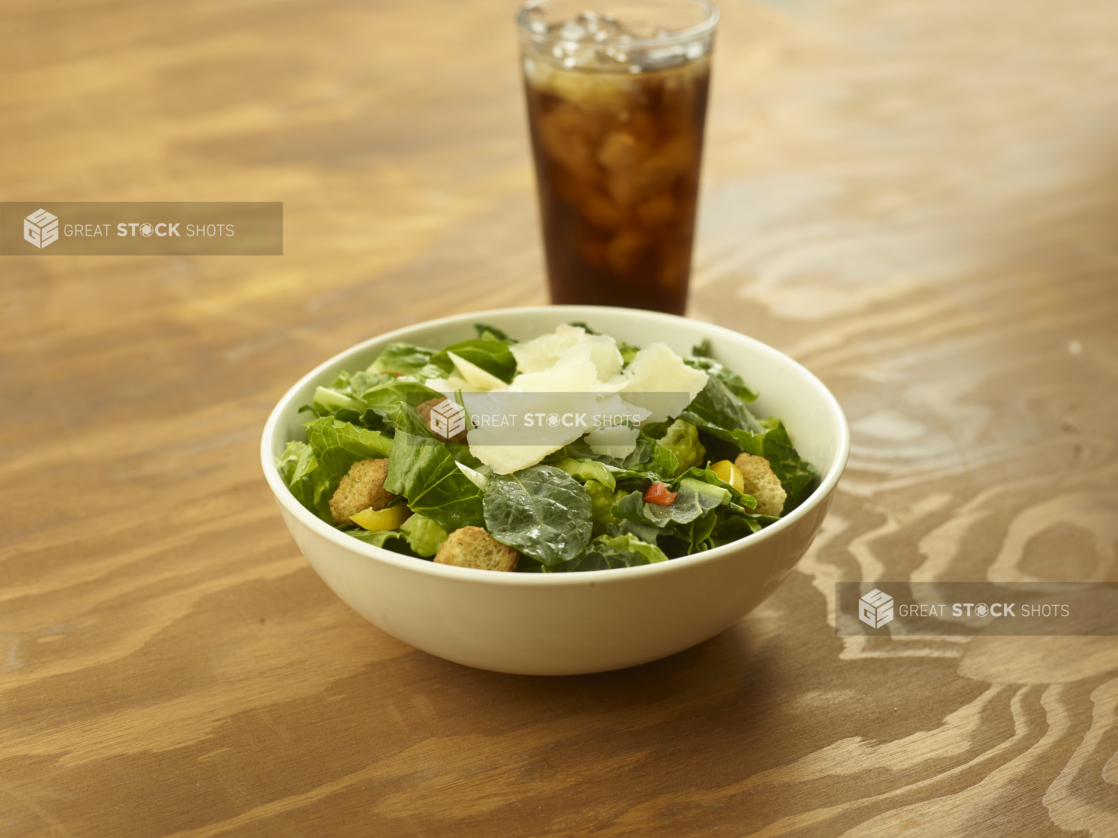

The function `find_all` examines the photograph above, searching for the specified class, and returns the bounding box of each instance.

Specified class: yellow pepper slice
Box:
[710,460,745,494]
[350,504,411,531]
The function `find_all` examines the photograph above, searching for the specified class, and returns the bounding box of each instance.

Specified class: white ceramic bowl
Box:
[261,306,849,675]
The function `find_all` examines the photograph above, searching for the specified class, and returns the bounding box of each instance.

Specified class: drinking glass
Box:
[518,0,718,315]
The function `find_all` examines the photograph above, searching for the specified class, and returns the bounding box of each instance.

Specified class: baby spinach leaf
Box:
[611,485,706,530]
[613,519,663,545]
[551,532,670,572]
[483,465,593,565]
[707,506,782,548]
[659,510,721,556]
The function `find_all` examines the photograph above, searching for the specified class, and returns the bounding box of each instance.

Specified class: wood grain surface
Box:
[2,0,1117,835]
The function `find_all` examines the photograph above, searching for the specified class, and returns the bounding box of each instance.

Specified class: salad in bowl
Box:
[276,321,817,574]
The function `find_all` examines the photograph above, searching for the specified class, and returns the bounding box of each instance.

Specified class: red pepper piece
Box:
[643,482,678,506]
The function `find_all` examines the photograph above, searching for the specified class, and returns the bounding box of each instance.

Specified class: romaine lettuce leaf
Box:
[482,465,593,565]
[565,321,599,334]
[549,436,654,471]
[311,386,367,418]
[647,438,680,479]
[275,441,333,522]
[431,339,518,383]
[754,421,817,508]
[684,355,759,403]
[384,430,485,532]
[553,457,619,491]
[685,377,766,435]
[333,406,396,434]
[672,467,758,510]
[681,414,816,508]
[346,528,416,555]
[400,513,449,558]
[386,401,484,472]
[357,379,443,411]
[544,443,663,492]
[657,419,705,476]
[691,338,715,358]
[584,478,623,536]
[368,343,438,377]
[617,341,641,367]
[474,323,513,342]
[305,418,394,487]
[347,369,397,394]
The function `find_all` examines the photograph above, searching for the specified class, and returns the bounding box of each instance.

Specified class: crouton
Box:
[733,453,786,517]
[329,458,395,524]
[434,526,519,572]
[416,397,469,444]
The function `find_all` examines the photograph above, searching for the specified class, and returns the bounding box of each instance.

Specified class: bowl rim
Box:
[261,305,849,588]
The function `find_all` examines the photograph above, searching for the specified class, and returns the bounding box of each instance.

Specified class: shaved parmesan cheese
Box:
[510,323,586,375]
[512,337,599,393]
[588,335,623,381]
[425,374,484,394]
[456,460,489,489]
[448,351,508,391]
[469,443,568,475]
[616,342,708,423]
[586,423,642,460]
[464,326,709,474]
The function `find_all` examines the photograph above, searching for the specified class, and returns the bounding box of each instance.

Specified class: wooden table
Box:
[3,0,1116,835]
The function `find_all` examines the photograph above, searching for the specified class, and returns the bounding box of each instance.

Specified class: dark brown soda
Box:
[524,57,711,315]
